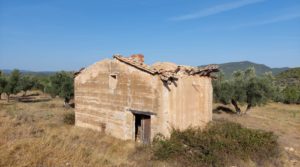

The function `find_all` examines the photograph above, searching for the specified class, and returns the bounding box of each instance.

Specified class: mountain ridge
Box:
[1,69,56,76]
[1,61,295,77]
[200,61,291,78]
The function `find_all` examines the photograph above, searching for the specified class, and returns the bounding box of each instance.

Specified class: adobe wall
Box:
[75,58,213,141]
[162,76,212,132]
[74,59,166,140]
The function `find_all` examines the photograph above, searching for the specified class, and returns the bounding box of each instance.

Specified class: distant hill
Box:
[276,67,300,86]
[200,61,290,78]
[2,61,296,78]
[1,69,56,76]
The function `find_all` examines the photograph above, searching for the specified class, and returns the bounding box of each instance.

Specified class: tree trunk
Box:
[7,94,10,102]
[0,93,1,100]
[231,99,241,114]
[64,97,70,108]
[245,104,252,114]
[23,91,27,97]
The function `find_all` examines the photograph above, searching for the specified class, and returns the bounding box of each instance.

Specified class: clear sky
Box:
[0,0,299,71]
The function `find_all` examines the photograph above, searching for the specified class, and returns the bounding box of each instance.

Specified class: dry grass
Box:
[0,94,156,167]
[213,103,300,166]
[1,91,299,167]
[0,91,173,167]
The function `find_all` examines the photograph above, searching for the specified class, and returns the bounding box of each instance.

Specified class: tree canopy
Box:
[19,75,35,96]
[213,68,275,114]
[0,71,8,99]
[45,71,74,103]
[3,69,22,101]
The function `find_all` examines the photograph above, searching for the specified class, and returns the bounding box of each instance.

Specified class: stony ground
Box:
[213,103,300,167]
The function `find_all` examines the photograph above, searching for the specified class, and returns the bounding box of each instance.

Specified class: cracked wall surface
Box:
[75,56,213,141]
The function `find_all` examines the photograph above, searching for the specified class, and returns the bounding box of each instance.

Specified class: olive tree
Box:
[244,71,275,112]
[46,71,74,106]
[19,75,35,96]
[0,71,8,100]
[32,76,46,92]
[214,68,275,114]
[3,69,22,102]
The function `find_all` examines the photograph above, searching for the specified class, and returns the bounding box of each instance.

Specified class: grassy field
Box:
[213,103,300,166]
[0,95,141,167]
[0,92,299,166]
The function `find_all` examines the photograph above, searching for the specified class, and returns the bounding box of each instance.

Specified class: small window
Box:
[109,73,118,90]
[110,74,117,79]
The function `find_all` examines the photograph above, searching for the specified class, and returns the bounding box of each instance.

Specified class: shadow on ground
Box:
[9,96,52,103]
[213,106,236,114]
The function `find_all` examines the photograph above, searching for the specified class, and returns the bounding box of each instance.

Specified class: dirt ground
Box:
[0,92,167,167]
[1,91,300,166]
[213,103,300,166]
[0,94,130,167]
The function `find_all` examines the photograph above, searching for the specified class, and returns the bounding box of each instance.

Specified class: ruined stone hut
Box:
[74,54,219,143]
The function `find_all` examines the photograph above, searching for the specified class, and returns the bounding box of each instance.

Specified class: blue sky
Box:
[0,0,299,71]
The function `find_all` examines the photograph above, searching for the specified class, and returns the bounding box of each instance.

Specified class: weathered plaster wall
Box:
[163,76,213,133]
[75,58,213,141]
[75,59,163,140]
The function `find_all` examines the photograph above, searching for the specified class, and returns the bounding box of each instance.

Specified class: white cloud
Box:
[170,0,266,21]
[232,13,300,29]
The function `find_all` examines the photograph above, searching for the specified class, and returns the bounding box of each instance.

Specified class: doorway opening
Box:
[134,114,151,144]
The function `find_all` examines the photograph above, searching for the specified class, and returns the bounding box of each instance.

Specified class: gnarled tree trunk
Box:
[245,104,252,114]
[231,99,241,114]
[23,90,27,97]
[64,97,70,108]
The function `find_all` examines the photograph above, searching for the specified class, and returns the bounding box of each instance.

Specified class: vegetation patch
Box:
[63,111,75,125]
[152,120,280,167]
[276,67,300,86]
[213,68,275,114]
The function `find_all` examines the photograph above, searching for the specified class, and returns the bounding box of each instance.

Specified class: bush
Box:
[63,112,75,125]
[282,85,300,104]
[152,121,279,166]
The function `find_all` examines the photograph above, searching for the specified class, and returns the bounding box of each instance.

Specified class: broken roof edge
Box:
[74,54,219,81]
[113,54,219,77]
[74,67,85,77]
[74,58,112,78]
[113,54,157,75]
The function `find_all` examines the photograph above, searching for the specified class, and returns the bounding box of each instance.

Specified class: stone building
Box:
[74,54,218,143]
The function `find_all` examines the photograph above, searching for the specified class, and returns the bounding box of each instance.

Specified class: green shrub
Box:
[282,85,300,104]
[63,112,75,125]
[152,121,279,166]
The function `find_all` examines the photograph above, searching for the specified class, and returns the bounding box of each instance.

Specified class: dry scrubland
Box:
[214,103,300,166]
[0,92,299,167]
[0,93,154,167]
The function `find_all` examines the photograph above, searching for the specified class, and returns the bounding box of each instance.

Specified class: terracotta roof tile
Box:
[113,54,219,82]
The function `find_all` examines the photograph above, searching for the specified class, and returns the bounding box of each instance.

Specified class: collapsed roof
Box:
[113,54,219,84]
[74,54,219,83]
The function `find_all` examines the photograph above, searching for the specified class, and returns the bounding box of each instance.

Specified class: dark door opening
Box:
[134,114,151,144]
